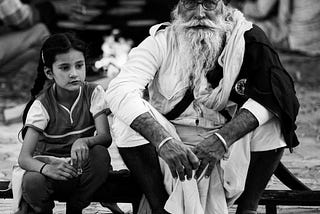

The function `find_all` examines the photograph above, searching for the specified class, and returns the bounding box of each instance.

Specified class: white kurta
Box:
[106,10,285,214]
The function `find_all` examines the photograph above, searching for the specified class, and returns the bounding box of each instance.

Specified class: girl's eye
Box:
[60,66,70,71]
[75,63,84,69]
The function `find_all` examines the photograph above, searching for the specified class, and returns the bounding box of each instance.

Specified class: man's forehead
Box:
[178,0,229,4]
[180,0,219,2]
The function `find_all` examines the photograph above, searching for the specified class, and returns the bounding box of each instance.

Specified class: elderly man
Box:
[106,0,300,213]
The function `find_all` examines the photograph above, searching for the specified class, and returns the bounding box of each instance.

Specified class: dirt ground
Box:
[0,51,320,213]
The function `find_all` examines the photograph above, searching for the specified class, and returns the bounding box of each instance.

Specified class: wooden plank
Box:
[3,180,320,206]
[274,162,311,191]
[259,190,320,206]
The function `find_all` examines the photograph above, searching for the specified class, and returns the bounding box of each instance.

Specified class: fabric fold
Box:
[136,100,251,214]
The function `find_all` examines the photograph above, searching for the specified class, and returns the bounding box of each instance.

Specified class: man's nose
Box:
[194,4,206,18]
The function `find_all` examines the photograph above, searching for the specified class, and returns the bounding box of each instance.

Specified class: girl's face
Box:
[50,49,86,92]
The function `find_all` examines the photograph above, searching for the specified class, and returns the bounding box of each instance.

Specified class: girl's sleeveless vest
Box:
[34,82,97,157]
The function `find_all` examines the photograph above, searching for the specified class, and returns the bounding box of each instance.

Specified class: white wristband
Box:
[213,132,228,152]
[157,137,173,152]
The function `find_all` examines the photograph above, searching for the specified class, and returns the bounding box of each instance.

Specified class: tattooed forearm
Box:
[130,112,171,147]
[217,108,259,147]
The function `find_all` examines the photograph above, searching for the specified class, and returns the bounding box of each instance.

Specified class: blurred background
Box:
[1,0,320,213]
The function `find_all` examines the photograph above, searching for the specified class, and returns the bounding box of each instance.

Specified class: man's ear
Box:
[44,67,53,80]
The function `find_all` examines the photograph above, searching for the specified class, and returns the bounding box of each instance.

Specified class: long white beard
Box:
[169,10,230,98]
[167,6,251,111]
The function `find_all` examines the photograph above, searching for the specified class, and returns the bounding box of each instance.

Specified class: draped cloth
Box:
[196,10,252,111]
[136,13,254,213]
[136,100,251,214]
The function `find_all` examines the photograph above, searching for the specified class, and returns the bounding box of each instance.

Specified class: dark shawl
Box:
[207,24,300,150]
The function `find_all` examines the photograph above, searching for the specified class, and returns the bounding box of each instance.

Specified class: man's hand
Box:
[192,134,226,179]
[158,139,199,181]
[130,112,200,181]
[71,138,89,169]
[193,109,260,179]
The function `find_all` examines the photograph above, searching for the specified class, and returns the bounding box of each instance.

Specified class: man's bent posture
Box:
[106,1,300,213]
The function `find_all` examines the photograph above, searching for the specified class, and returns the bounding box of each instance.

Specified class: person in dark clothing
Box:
[106,1,300,213]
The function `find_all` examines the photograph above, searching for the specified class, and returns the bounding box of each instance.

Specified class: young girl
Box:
[18,33,112,214]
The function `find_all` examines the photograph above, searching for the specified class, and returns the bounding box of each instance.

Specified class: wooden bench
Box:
[1,162,319,214]
[250,162,320,214]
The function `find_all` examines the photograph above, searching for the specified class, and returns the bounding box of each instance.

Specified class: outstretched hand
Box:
[192,134,227,179]
[158,139,200,181]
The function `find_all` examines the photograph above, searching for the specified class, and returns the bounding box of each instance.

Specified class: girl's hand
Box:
[71,138,89,169]
[42,162,78,180]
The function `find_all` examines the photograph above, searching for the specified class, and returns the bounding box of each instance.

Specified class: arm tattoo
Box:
[217,108,259,147]
[130,112,171,147]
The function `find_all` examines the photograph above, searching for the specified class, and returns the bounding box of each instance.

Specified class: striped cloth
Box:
[0,0,33,29]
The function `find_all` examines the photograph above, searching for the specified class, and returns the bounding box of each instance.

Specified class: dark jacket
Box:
[207,24,300,151]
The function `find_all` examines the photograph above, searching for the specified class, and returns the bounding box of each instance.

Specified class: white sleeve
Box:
[241,98,274,126]
[25,100,49,131]
[90,85,108,118]
[106,35,163,125]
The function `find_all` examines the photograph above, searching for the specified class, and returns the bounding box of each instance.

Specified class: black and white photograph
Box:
[1,0,319,213]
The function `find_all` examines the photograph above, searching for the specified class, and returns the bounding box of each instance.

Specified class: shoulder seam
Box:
[149,22,170,36]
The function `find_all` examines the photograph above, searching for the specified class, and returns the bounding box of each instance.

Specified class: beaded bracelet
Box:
[39,163,47,174]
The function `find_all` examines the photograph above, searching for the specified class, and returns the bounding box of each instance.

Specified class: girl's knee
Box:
[88,145,111,176]
[22,172,54,213]
[90,145,111,165]
[22,171,47,194]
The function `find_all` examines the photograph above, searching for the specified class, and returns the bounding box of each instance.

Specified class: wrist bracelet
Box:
[213,132,228,152]
[157,137,173,152]
[39,163,47,174]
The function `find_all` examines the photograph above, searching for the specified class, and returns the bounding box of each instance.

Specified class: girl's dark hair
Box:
[21,32,87,139]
